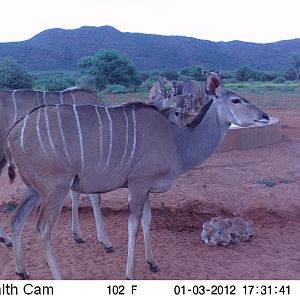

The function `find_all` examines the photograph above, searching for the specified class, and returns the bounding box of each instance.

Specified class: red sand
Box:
[1,108,300,280]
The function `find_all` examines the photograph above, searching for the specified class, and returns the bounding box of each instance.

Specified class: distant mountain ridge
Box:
[0,25,299,72]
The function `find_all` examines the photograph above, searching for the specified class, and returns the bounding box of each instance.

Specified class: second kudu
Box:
[0,89,113,251]
[7,79,269,279]
[154,71,222,128]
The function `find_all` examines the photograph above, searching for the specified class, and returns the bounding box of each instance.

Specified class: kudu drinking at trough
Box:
[7,77,269,279]
[0,89,113,251]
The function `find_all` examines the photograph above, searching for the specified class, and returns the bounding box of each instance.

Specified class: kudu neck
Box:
[173,102,230,174]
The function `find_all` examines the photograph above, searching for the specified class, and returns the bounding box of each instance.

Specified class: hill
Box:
[0,26,299,72]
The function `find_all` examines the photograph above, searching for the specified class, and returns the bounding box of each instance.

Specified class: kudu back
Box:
[7,78,269,280]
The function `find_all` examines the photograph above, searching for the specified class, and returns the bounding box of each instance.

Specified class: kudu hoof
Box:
[6,241,13,248]
[73,234,85,244]
[147,262,160,273]
[0,238,12,247]
[16,272,30,280]
[105,246,114,253]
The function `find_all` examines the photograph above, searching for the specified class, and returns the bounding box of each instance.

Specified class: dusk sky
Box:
[0,0,299,43]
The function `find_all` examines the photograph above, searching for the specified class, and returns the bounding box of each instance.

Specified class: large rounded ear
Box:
[205,73,223,96]
[215,70,222,76]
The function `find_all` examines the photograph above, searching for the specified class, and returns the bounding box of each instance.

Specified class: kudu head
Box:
[204,75,269,127]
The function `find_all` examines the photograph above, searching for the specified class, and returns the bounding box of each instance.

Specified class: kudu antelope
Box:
[0,89,113,251]
[7,78,269,280]
[149,77,183,103]
[155,71,223,128]
[148,77,169,103]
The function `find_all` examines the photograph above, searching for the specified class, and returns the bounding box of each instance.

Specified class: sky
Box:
[0,0,299,43]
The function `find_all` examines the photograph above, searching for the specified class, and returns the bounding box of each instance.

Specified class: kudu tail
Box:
[4,143,16,184]
[8,162,16,183]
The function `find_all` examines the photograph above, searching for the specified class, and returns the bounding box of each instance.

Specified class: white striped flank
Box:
[56,107,71,164]
[73,105,84,172]
[71,93,76,104]
[60,92,64,104]
[43,91,47,105]
[36,108,47,154]
[114,108,129,172]
[95,106,103,167]
[44,106,56,153]
[20,115,28,152]
[104,107,113,170]
[128,108,137,166]
[12,90,17,124]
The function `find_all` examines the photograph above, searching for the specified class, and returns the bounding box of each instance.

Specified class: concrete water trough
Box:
[218,117,281,152]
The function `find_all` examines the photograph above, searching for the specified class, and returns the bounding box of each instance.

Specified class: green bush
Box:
[104,84,136,94]
[272,76,286,83]
[0,57,32,89]
[33,73,76,91]
[78,49,141,91]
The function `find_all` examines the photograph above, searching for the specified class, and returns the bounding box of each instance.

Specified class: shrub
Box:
[33,73,76,91]
[104,84,136,94]
[78,49,141,90]
[272,76,286,83]
[0,57,32,89]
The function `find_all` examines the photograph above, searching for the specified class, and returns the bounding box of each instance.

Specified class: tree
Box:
[0,57,32,89]
[291,53,300,80]
[235,66,254,82]
[78,50,140,91]
[159,68,179,80]
[179,64,205,81]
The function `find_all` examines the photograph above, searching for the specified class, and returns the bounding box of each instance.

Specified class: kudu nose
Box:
[262,113,269,120]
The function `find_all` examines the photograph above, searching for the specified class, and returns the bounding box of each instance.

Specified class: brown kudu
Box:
[154,71,223,128]
[7,78,269,280]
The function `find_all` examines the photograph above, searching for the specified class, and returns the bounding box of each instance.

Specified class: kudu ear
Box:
[205,74,223,97]
[215,70,222,76]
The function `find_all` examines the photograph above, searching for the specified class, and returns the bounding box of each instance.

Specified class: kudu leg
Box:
[126,187,148,280]
[0,223,12,247]
[70,190,85,243]
[36,186,69,280]
[141,197,159,273]
[89,194,113,252]
[10,187,40,279]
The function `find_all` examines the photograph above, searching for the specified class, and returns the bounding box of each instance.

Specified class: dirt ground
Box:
[1,105,300,280]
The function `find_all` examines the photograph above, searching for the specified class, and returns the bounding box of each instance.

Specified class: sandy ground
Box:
[1,107,300,280]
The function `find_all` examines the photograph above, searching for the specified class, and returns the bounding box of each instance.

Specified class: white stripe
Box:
[44,106,56,153]
[115,109,129,172]
[57,106,71,164]
[104,107,112,170]
[12,90,17,124]
[128,108,136,166]
[36,108,47,154]
[36,91,40,106]
[20,115,28,152]
[71,92,76,104]
[73,105,84,172]
[43,91,47,105]
[60,92,64,104]
[95,106,103,167]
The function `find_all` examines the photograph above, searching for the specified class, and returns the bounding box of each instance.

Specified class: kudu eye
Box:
[231,98,242,104]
